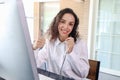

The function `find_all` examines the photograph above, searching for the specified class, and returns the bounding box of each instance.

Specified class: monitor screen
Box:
[0,0,39,80]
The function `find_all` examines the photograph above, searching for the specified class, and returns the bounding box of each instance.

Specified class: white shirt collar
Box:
[55,38,66,46]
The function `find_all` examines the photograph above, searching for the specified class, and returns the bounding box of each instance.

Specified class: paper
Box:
[39,74,55,80]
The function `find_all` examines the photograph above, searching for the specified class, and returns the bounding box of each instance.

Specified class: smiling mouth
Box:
[62,30,69,34]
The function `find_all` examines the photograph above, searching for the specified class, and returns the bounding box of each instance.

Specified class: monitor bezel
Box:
[17,0,39,80]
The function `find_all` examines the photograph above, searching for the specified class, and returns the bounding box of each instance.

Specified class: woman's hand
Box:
[65,37,75,53]
[33,37,45,50]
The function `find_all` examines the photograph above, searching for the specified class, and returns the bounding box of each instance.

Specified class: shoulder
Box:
[73,38,88,55]
[75,38,87,47]
[45,39,56,47]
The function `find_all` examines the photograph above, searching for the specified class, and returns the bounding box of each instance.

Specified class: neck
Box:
[59,37,64,42]
[59,37,66,42]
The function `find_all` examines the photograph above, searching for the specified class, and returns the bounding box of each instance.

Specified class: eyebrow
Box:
[60,18,75,23]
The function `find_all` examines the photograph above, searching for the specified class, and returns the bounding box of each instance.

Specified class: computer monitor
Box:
[0,0,39,80]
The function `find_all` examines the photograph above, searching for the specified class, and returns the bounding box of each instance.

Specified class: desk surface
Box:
[0,69,90,80]
[39,74,55,80]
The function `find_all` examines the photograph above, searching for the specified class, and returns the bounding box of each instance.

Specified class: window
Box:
[22,1,60,42]
[23,1,34,43]
[94,0,120,76]
[40,2,60,35]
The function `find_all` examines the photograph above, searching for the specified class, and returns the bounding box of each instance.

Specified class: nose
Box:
[63,23,69,29]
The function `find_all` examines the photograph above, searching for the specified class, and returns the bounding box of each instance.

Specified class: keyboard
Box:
[37,68,74,80]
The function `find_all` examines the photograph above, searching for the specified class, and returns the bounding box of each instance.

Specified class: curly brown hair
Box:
[49,8,79,42]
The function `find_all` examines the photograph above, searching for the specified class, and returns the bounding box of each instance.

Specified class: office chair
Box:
[87,59,100,80]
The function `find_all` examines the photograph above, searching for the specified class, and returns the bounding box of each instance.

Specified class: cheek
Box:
[58,25,61,32]
[58,23,62,29]
[68,27,73,33]
[58,24,74,35]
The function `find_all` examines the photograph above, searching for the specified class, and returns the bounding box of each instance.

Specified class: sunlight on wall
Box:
[0,1,11,39]
[22,0,34,43]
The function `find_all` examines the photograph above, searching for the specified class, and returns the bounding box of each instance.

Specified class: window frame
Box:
[88,0,120,76]
[33,1,60,41]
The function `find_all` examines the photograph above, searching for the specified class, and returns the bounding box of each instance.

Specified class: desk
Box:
[39,74,55,80]
[37,68,90,80]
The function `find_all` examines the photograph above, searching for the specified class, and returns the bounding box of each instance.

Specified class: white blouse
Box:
[35,38,89,80]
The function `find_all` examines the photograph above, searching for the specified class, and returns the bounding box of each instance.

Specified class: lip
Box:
[61,29,69,34]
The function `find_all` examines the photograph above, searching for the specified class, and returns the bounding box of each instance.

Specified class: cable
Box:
[59,50,68,80]
[60,53,67,75]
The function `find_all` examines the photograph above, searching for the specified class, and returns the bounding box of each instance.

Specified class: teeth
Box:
[62,29,65,31]
[62,29,67,32]
[63,30,67,32]
[61,29,69,34]
[62,30,67,32]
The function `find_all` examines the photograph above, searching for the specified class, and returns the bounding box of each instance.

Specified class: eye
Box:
[60,20,65,23]
[69,23,74,26]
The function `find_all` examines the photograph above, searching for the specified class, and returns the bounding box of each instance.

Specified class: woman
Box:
[34,8,89,80]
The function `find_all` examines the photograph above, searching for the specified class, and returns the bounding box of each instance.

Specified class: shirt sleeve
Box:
[67,39,90,78]
[35,41,49,68]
